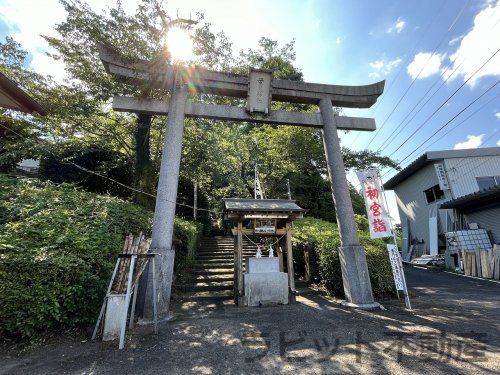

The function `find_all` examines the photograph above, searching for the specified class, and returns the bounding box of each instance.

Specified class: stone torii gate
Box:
[98,45,385,320]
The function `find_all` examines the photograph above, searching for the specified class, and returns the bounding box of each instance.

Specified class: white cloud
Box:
[453,134,485,149]
[497,139,500,146]
[448,35,464,46]
[496,112,500,119]
[335,36,342,45]
[387,17,406,33]
[407,52,444,79]
[447,1,500,86]
[0,0,125,83]
[30,53,67,83]
[368,57,402,79]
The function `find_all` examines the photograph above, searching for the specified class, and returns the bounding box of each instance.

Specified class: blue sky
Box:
[1,0,499,221]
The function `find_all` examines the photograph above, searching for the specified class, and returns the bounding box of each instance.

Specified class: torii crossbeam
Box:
[99,44,385,320]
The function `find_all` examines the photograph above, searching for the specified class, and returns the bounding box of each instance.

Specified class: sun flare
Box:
[165,28,194,62]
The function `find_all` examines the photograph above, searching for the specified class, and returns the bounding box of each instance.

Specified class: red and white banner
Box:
[356,169,392,239]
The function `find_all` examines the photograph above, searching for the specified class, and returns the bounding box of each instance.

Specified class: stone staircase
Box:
[175,236,259,301]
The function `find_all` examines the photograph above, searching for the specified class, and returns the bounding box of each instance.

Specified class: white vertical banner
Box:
[356,169,392,239]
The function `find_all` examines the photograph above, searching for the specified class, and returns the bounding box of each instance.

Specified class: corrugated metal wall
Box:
[444,155,500,198]
[394,163,453,252]
[465,207,500,244]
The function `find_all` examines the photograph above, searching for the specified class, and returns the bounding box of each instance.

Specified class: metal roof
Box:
[0,72,47,115]
[439,185,500,212]
[222,198,306,212]
[383,147,500,189]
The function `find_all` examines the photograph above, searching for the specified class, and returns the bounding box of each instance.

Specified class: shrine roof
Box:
[222,198,306,213]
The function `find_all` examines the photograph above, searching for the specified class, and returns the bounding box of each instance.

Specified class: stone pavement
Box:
[1,266,499,374]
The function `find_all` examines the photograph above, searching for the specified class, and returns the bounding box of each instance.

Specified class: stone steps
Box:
[190,268,235,276]
[184,275,233,283]
[174,236,261,301]
[177,290,233,301]
[180,281,233,292]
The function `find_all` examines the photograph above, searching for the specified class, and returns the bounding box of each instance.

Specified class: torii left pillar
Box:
[140,82,188,322]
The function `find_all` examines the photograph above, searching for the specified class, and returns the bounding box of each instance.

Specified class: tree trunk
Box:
[134,113,155,208]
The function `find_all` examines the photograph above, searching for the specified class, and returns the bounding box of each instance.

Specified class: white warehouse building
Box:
[383,147,500,261]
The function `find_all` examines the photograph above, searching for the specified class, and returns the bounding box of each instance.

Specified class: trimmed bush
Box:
[294,217,395,297]
[0,174,200,338]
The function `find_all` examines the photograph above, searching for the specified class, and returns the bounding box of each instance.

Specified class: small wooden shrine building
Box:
[222,198,305,305]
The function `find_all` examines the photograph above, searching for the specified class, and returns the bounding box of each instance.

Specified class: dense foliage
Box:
[0,0,398,223]
[294,217,395,297]
[0,174,200,338]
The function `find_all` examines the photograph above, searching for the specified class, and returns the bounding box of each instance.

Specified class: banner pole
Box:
[378,170,412,310]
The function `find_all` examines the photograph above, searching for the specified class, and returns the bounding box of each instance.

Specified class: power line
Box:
[446,129,500,180]
[392,80,499,167]
[375,70,500,185]
[377,6,500,154]
[376,59,465,153]
[363,0,471,150]
[417,92,500,152]
[0,121,218,214]
[384,47,500,157]
[349,0,449,145]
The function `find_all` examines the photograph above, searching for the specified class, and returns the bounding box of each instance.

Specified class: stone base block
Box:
[341,300,385,310]
[247,257,279,273]
[244,272,288,306]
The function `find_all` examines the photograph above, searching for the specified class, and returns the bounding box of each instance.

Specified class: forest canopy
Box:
[0,0,398,222]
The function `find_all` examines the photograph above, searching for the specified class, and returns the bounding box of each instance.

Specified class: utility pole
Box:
[193,181,197,220]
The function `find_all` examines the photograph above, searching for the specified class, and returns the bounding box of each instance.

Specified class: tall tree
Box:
[45,0,198,206]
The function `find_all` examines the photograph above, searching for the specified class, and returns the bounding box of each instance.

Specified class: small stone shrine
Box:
[222,198,305,306]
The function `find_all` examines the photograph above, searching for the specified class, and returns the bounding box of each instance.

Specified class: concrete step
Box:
[192,264,234,270]
[194,258,235,263]
[198,248,256,253]
[190,269,235,276]
[196,253,255,257]
[196,254,255,259]
[178,290,233,301]
[198,247,257,251]
[179,281,233,292]
[196,255,235,260]
[195,261,234,267]
[184,275,233,283]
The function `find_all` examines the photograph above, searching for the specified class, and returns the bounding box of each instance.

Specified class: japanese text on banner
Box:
[356,169,392,239]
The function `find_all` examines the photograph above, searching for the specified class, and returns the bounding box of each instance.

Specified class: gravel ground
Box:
[1,266,499,374]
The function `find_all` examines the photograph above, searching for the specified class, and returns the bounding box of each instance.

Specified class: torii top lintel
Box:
[98,44,384,109]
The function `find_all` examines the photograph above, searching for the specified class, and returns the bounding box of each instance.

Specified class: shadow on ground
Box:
[1,266,499,374]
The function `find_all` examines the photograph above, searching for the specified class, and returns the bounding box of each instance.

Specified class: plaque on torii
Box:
[98,44,385,320]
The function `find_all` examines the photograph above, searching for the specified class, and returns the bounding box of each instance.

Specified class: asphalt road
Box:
[2,266,499,374]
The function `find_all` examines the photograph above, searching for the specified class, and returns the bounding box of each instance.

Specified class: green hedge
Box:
[0,174,200,338]
[294,217,395,298]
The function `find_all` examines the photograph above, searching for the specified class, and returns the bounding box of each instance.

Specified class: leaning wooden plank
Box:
[481,251,491,278]
[470,253,474,276]
[460,250,467,275]
[115,234,132,293]
[494,245,500,280]
[488,248,495,278]
[474,247,482,278]
[480,251,487,278]
[118,235,137,293]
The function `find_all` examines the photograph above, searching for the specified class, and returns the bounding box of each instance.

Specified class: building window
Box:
[423,184,445,204]
[476,176,500,190]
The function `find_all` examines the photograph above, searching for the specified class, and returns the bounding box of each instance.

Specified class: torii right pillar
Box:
[319,96,379,309]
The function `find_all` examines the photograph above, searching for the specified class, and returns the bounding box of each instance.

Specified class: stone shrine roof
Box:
[222,198,306,213]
